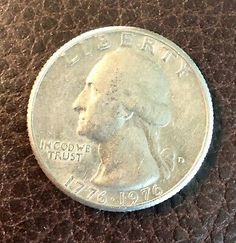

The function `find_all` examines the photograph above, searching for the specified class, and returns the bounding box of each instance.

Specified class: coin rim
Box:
[27,26,214,212]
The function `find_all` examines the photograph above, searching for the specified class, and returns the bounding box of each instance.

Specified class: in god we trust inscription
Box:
[27,27,213,211]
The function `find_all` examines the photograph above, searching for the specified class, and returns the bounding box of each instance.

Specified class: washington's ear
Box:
[116,104,133,127]
[119,105,134,121]
[155,104,171,127]
[124,112,134,121]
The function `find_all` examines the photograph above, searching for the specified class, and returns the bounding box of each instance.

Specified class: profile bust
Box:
[73,48,171,190]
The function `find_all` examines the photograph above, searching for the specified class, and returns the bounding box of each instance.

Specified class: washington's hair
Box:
[93,48,174,179]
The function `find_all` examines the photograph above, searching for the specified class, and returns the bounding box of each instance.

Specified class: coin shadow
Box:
[152,88,222,214]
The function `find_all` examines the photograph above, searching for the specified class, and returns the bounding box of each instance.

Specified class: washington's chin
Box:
[77,125,89,137]
[76,125,98,140]
[76,126,113,143]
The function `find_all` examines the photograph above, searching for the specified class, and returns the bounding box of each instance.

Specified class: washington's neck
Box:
[92,121,160,190]
[98,122,150,165]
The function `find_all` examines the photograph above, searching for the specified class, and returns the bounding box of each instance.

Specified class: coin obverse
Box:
[28,26,213,212]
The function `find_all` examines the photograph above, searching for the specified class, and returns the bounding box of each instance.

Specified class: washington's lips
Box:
[78,117,85,124]
[78,115,86,128]
[79,115,85,119]
[78,111,86,120]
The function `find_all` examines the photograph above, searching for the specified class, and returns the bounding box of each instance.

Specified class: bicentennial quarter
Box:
[27,27,213,211]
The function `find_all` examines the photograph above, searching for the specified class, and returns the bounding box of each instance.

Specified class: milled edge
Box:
[27,26,214,212]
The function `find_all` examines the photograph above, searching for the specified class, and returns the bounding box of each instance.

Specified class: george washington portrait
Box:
[73,47,172,191]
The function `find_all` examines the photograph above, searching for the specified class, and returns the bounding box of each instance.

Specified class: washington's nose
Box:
[73,94,85,113]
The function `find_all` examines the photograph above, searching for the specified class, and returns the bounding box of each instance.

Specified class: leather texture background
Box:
[0,0,235,242]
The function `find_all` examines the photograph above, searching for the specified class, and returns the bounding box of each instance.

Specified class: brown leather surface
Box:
[1,0,235,242]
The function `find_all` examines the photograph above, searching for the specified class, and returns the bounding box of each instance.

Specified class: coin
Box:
[27,26,213,212]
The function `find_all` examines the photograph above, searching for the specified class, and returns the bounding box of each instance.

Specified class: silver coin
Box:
[27,26,213,212]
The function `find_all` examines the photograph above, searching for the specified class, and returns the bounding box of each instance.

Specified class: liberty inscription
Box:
[63,32,192,79]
